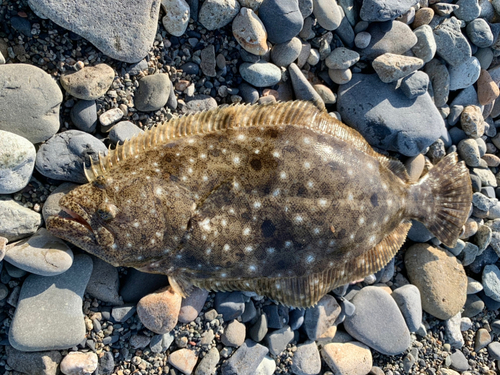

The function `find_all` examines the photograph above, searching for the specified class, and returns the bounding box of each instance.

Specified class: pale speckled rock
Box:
[482,264,500,301]
[328,68,352,85]
[161,0,190,37]
[199,0,240,31]
[220,339,269,375]
[27,0,161,63]
[0,64,62,144]
[137,286,182,334]
[60,64,114,100]
[9,254,93,351]
[0,236,6,262]
[221,320,246,347]
[344,286,410,355]
[264,325,294,356]
[194,347,219,375]
[60,351,98,375]
[290,341,321,375]
[6,347,62,375]
[405,244,467,320]
[461,105,484,138]
[232,7,268,56]
[5,228,73,276]
[168,348,198,375]
[372,53,424,83]
[0,130,36,194]
[0,197,41,242]
[321,342,373,375]
[99,108,124,129]
[404,154,425,182]
[178,287,209,323]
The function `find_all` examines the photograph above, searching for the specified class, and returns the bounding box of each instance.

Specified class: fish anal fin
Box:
[191,221,411,308]
[168,274,194,298]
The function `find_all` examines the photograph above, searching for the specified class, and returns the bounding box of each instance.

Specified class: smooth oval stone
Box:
[271,37,302,68]
[0,198,41,242]
[405,244,467,320]
[343,286,411,356]
[312,0,343,31]
[482,264,500,302]
[449,56,481,91]
[60,64,115,100]
[391,284,422,333]
[134,73,172,112]
[85,256,123,305]
[0,64,62,144]
[258,0,303,44]
[70,100,98,133]
[361,20,417,61]
[9,254,93,351]
[161,0,190,37]
[321,341,373,375]
[5,228,73,276]
[108,121,144,144]
[239,62,281,87]
[0,130,36,194]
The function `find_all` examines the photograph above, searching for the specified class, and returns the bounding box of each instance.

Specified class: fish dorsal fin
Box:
[190,221,412,308]
[84,101,386,182]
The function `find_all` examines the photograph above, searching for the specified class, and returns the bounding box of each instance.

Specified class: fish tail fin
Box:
[408,152,472,247]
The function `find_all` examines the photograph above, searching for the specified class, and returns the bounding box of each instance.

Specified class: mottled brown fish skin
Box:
[46,101,472,307]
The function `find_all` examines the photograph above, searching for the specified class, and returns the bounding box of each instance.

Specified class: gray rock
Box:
[41,182,78,223]
[412,25,436,63]
[35,130,107,183]
[255,356,276,375]
[262,304,288,329]
[462,294,484,317]
[475,224,492,251]
[487,341,500,360]
[0,64,62,144]
[264,325,294,356]
[475,47,494,69]
[303,294,341,340]
[249,313,268,342]
[184,94,218,114]
[4,228,73,276]
[360,0,419,22]
[198,0,240,30]
[391,284,423,333]
[126,59,149,76]
[161,0,190,37]
[215,292,246,321]
[344,286,411,356]
[6,346,62,375]
[97,351,114,375]
[0,197,41,242]
[458,138,481,167]
[325,47,360,69]
[135,74,172,112]
[108,121,144,144]
[450,350,470,371]
[312,0,343,31]
[454,0,481,22]
[60,64,114,100]
[472,192,496,211]
[472,167,497,187]
[86,256,123,304]
[434,16,472,67]
[288,63,324,107]
[221,320,246,347]
[239,62,281,87]
[355,31,371,49]
[461,242,480,266]
[201,45,217,77]
[27,0,161,62]
[335,14,355,48]
[0,130,36,194]
[337,73,448,157]
[195,347,220,375]
[221,339,268,375]
[445,312,465,348]
[150,332,175,353]
[449,56,481,90]
[298,0,313,18]
[482,264,500,301]
[467,18,494,48]
[70,100,97,133]
[9,254,93,351]
[424,59,450,108]
[361,21,417,61]
[99,108,124,129]
[290,341,321,375]
[259,0,303,44]
[111,304,137,322]
[400,71,429,99]
[270,38,302,67]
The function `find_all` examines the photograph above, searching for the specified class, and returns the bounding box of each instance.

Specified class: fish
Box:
[46,101,472,308]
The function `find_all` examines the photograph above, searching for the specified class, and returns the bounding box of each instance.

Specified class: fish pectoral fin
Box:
[168,274,194,298]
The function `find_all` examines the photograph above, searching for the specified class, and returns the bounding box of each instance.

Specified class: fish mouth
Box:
[60,206,93,232]
[46,200,95,238]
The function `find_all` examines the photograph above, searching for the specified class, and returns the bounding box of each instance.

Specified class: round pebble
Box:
[291,340,321,375]
[161,0,190,37]
[412,7,434,28]
[448,56,481,91]
[0,198,42,242]
[178,287,209,323]
[60,64,115,100]
[354,31,371,49]
[412,25,436,63]
[321,341,373,375]
[221,319,246,347]
[466,18,494,48]
[137,286,182,334]
[239,62,281,87]
[312,0,343,31]
[259,0,303,44]
[461,105,485,138]
[198,0,240,31]
[270,37,302,67]
[168,348,198,374]
[0,130,36,194]
[70,100,98,133]
[325,47,360,70]
[135,73,172,112]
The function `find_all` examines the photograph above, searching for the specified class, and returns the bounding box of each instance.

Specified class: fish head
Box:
[46,174,196,267]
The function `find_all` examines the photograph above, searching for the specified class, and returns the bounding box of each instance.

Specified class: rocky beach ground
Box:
[2,0,500,374]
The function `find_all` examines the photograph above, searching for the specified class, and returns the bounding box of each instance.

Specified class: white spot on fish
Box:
[306,254,315,263]
[304,161,311,168]
[318,199,328,207]
[253,201,261,209]
[156,232,162,237]
[267,247,275,254]
[249,265,257,272]
[272,151,280,158]
[243,227,251,236]
[223,244,230,251]
[245,246,253,253]
[280,171,287,179]
[348,193,354,201]
[133,222,140,228]
[295,215,303,223]
[233,156,240,164]
[359,217,365,225]
[273,189,280,196]
[348,169,353,176]
[150,239,156,244]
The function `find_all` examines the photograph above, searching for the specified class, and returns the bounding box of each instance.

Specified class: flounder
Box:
[47,101,472,307]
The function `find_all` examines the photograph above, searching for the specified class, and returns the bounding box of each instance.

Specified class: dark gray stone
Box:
[462,294,484,317]
[98,351,115,374]
[360,21,417,61]
[135,74,172,112]
[400,71,429,99]
[337,73,448,156]
[35,130,107,183]
[259,0,303,44]
[249,313,268,342]
[434,17,472,67]
[70,100,97,133]
[6,346,62,375]
[215,292,246,321]
[454,0,481,22]
[120,268,169,303]
[288,63,324,107]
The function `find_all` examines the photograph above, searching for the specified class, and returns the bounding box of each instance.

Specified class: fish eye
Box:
[97,203,118,221]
